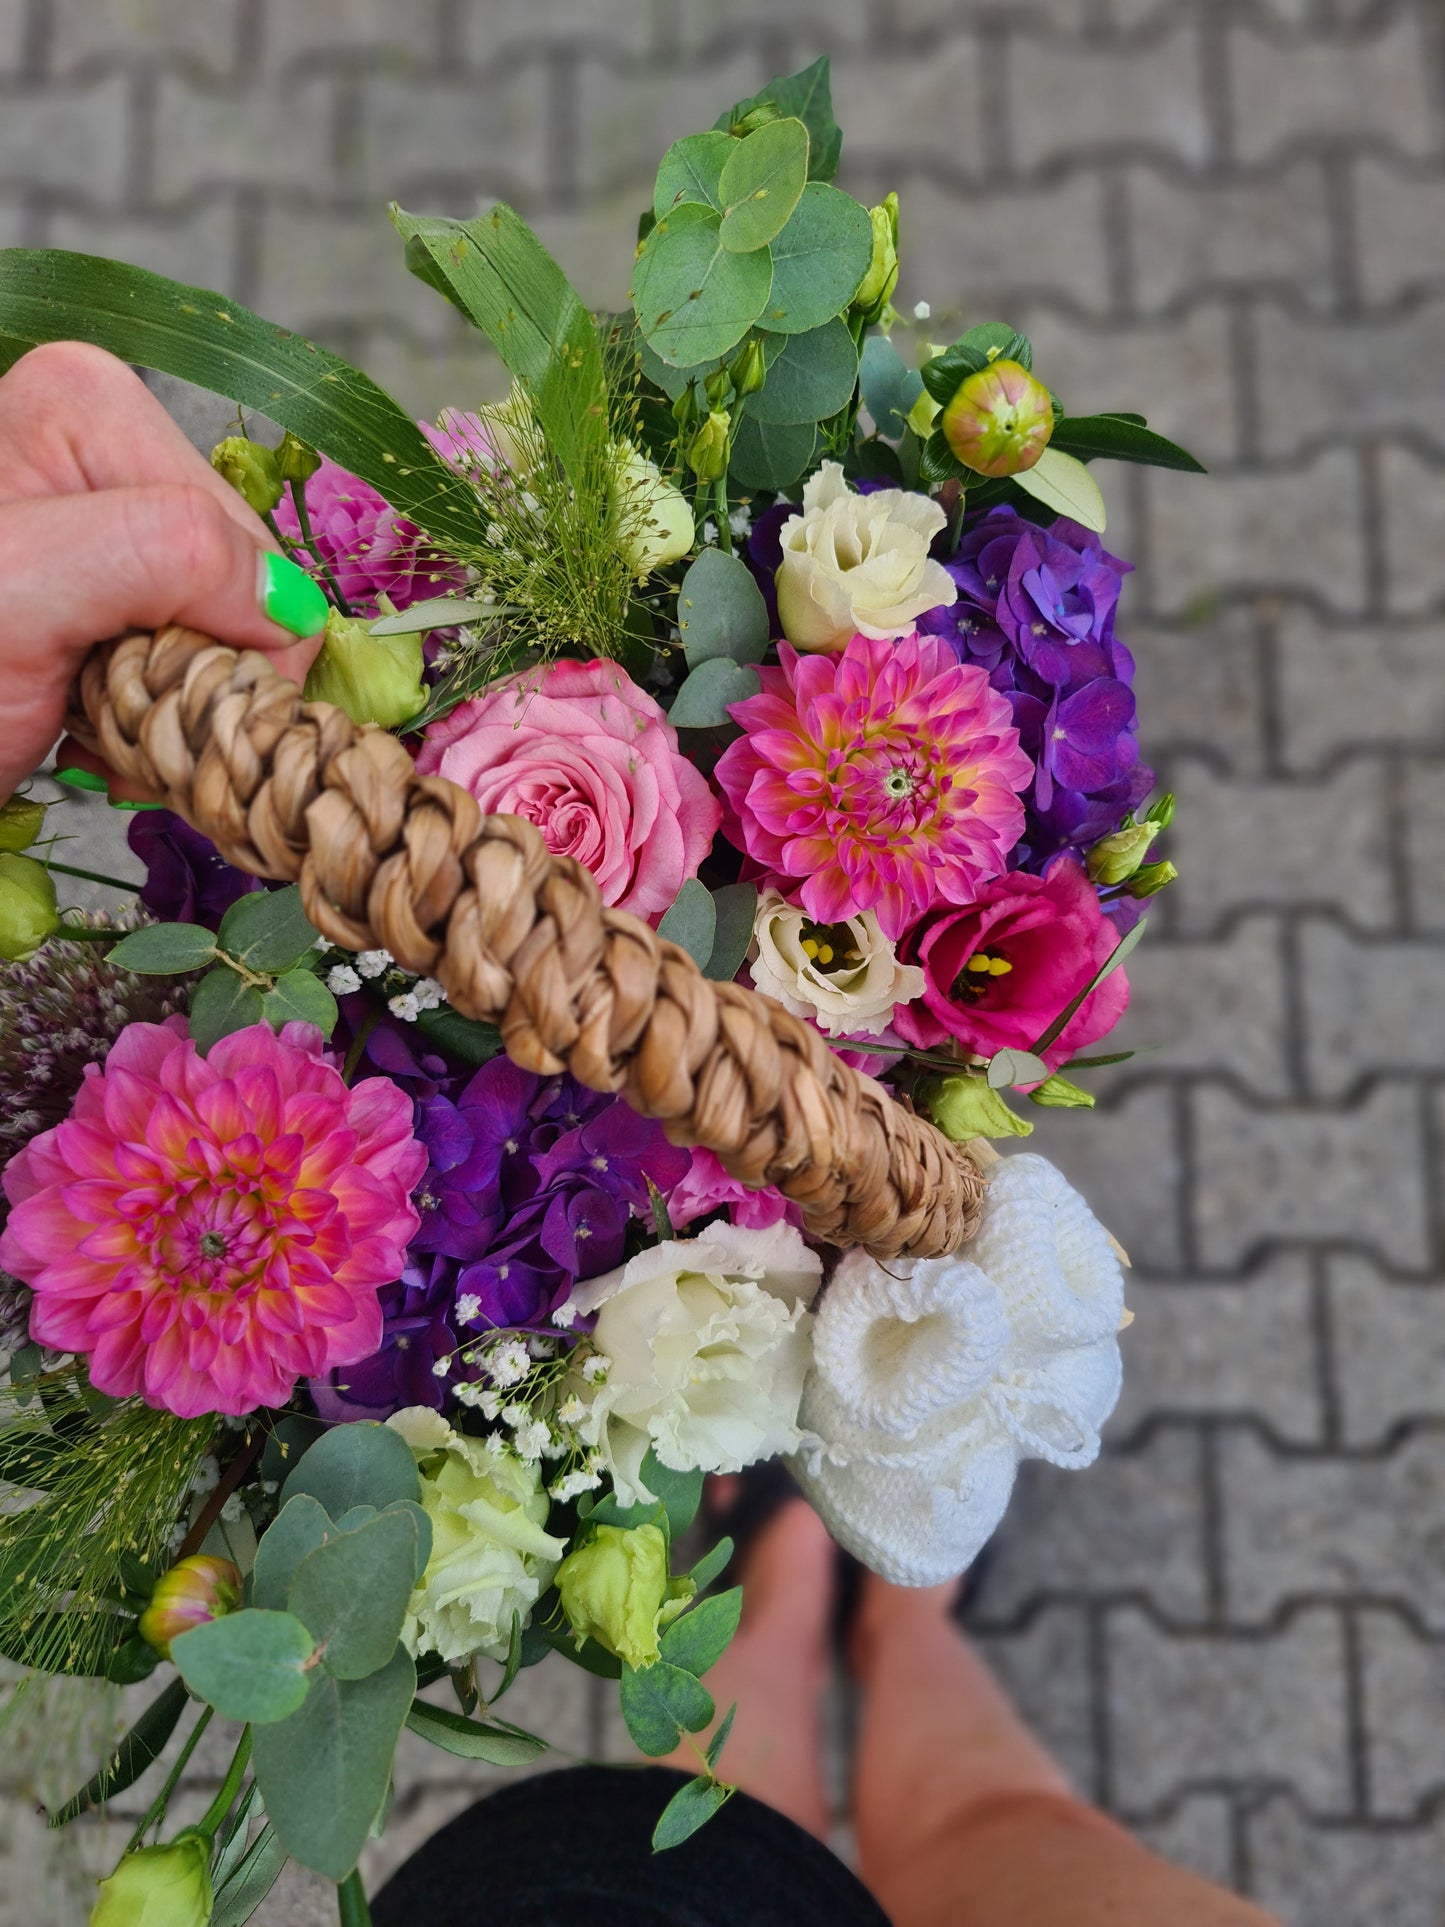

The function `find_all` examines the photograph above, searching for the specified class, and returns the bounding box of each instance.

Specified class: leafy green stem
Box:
[338,1867,372,1926]
[197,1728,252,1843]
[42,860,141,891]
[712,475,732,555]
[289,478,354,619]
[125,1704,213,1853]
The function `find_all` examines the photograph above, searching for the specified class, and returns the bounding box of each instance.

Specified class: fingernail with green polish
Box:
[258,550,329,639]
[54,767,110,793]
[111,800,167,813]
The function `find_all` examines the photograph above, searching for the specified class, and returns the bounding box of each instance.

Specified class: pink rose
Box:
[893,858,1129,1070]
[415,659,722,920]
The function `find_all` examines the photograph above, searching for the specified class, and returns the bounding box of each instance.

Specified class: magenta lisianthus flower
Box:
[272,452,466,617]
[667,1149,802,1234]
[415,659,722,920]
[715,633,1032,940]
[892,858,1129,1069]
[0,1019,426,1418]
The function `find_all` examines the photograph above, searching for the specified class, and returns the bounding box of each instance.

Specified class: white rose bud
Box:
[747,888,925,1039]
[774,461,957,653]
[613,443,695,576]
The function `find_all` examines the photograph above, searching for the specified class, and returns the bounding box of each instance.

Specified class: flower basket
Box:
[0,53,1198,1925]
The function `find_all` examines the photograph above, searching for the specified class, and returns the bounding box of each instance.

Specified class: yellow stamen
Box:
[988,957,1013,976]
[816,944,834,965]
[965,954,993,974]
[800,938,819,959]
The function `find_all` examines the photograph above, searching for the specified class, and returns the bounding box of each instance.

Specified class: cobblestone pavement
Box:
[3,0,1445,1920]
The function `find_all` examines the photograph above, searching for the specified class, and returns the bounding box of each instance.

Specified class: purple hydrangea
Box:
[127,811,263,929]
[919,507,1152,865]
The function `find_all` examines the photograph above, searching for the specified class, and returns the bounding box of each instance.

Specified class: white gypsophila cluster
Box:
[789,1154,1125,1586]
[354,950,393,979]
[455,1293,481,1323]
[728,504,752,540]
[325,964,362,996]
[388,977,446,1023]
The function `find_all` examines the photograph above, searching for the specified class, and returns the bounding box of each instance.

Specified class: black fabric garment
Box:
[370,1763,889,1927]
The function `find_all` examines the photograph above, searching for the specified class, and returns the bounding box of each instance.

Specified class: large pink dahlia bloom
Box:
[715,633,1033,939]
[0,1020,426,1419]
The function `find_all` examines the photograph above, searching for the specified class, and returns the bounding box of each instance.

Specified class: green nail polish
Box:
[258,550,329,639]
[111,800,167,813]
[54,767,110,793]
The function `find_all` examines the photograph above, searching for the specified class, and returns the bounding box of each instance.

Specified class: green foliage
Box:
[187,967,264,1055]
[688,1537,735,1593]
[641,1449,705,1539]
[105,924,216,974]
[668,658,761,728]
[405,1699,547,1765]
[1031,918,1147,1057]
[705,1702,738,1771]
[252,1644,416,1882]
[717,118,809,253]
[659,1587,743,1678]
[759,182,873,334]
[728,414,817,491]
[921,324,1034,406]
[715,57,842,183]
[279,1418,422,1518]
[287,1508,420,1680]
[653,1774,733,1850]
[632,202,775,368]
[654,131,731,219]
[677,549,770,667]
[251,1493,332,1612]
[657,879,717,970]
[0,251,483,556]
[216,886,317,974]
[619,1659,715,1757]
[260,967,338,1034]
[48,1677,188,1826]
[211,1822,286,1927]
[170,1608,316,1724]
[860,333,924,439]
[1051,412,1205,474]
[985,1047,1051,1090]
[1028,1073,1097,1110]
[414,1006,505,1067]
[747,316,858,425]
[704,883,757,983]
[1012,446,1107,532]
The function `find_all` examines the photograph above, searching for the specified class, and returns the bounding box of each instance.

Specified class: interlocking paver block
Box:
[1116,918,1293,1098]
[0,76,131,193]
[1379,442,1445,614]
[1276,608,1445,772]
[1327,1258,1445,1447]
[353,65,555,205]
[1124,161,1338,313]
[1128,607,1270,773]
[1024,1082,1188,1274]
[1009,24,1210,170]
[45,0,241,75]
[1300,920,1445,1098]
[1227,13,1444,163]
[1354,155,1445,306]
[150,74,337,201]
[1402,756,1445,933]
[1359,1608,1445,1818]
[1254,302,1445,460]
[970,1604,1099,1794]
[885,171,1115,315]
[1247,1795,1445,1926]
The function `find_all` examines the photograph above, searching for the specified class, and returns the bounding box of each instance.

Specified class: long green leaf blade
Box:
[0,249,485,555]
[48,1677,189,1826]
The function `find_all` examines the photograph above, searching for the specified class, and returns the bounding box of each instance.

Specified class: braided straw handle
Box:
[66,627,986,1260]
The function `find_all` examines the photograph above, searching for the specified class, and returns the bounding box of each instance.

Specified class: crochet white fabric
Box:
[789,1152,1124,1585]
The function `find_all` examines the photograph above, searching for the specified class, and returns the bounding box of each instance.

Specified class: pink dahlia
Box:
[0,1020,426,1419]
[416,658,722,920]
[715,633,1032,940]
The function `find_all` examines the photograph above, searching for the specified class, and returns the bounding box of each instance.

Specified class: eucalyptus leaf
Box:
[654,130,731,219]
[705,1701,738,1771]
[677,548,770,666]
[170,1608,316,1724]
[668,658,760,728]
[717,57,842,183]
[253,1492,334,1612]
[860,333,924,439]
[659,1587,743,1678]
[639,1448,705,1538]
[1012,446,1107,532]
[262,968,338,1037]
[920,323,1034,406]
[704,882,757,983]
[986,1047,1051,1090]
[287,1507,419,1680]
[188,966,264,1055]
[657,879,717,970]
[104,923,217,974]
[688,1537,735,1593]
[631,202,774,368]
[216,883,317,973]
[1050,413,1206,474]
[405,1698,548,1764]
[46,1678,188,1827]
[280,1418,422,1517]
[718,117,809,253]
[747,316,857,425]
[252,1645,415,1882]
[653,1774,732,1850]
[728,413,817,491]
[370,596,496,635]
[619,1660,715,1757]
[0,251,482,555]
[757,181,873,334]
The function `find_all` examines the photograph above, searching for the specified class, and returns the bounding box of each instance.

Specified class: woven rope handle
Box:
[65,628,986,1260]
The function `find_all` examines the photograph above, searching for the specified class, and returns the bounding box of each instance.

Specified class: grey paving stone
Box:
[0,0,27,75]
[1276,607,1445,773]
[1254,300,1445,461]
[1124,160,1338,313]
[829,39,992,180]
[1191,1081,1431,1271]
[1023,1082,1189,1273]
[1326,1258,1445,1447]
[1226,12,1444,163]
[44,0,241,76]
[1110,1258,1323,1444]
[262,0,445,71]
[1141,452,1369,618]
[1402,755,1445,933]
[1247,1795,1445,1927]
[351,63,556,207]
[1128,606,1271,773]
[1116,917,1294,1099]
[1379,442,1445,615]
[1358,1607,1445,1818]
[1106,1605,1352,1814]
[0,193,24,246]
[882,0,1100,33]
[1354,155,1445,308]
[573,51,774,203]
[971,1604,1099,1795]
[975,1425,1211,1623]
[0,76,131,195]
[149,74,338,201]
[1008,22,1211,170]
[457,0,656,61]
[1299,920,1445,1098]
[251,204,470,341]
[1166,757,1395,935]
[40,201,243,298]
[881,170,1115,316]
[1132,1793,1241,1893]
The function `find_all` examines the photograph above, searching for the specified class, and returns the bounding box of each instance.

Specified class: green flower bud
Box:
[209,436,284,516]
[941,359,1054,478]
[1085,820,1157,886]
[852,193,900,323]
[0,795,46,854]
[704,365,733,410]
[138,1554,243,1660]
[731,102,782,136]
[687,410,732,487]
[1144,791,1176,830]
[919,1074,1032,1142]
[1124,859,1179,900]
[730,336,767,399]
[275,430,322,486]
[302,610,426,730]
[90,1835,212,1927]
[1028,1073,1096,1111]
[555,1523,693,1671]
[0,853,59,963]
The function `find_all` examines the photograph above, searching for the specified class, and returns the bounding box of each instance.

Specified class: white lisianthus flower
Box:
[748,887,926,1039]
[560,1221,823,1506]
[387,1407,567,1665]
[613,443,695,576]
[774,461,957,652]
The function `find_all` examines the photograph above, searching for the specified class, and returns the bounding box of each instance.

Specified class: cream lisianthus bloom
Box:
[558,1220,822,1506]
[748,887,925,1039]
[613,443,694,576]
[388,1407,566,1665]
[774,461,957,651]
